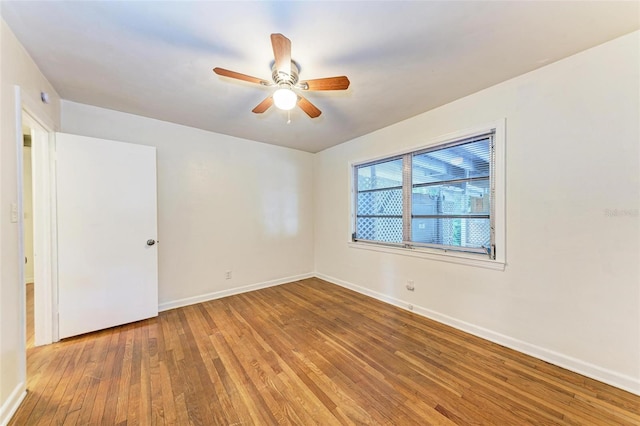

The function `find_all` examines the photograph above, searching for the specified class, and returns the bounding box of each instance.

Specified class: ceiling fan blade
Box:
[271,33,291,77]
[297,95,322,118]
[252,96,273,114]
[299,76,350,91]
[213,67,270,85]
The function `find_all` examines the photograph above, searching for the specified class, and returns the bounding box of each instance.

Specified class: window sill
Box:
[347,241,506,271]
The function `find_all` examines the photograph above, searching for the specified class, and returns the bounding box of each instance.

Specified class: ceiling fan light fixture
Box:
[214,33,348,118]
[273,87,297,110]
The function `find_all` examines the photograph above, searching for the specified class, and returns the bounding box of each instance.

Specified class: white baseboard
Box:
[315,272,640,396]
[0,383,26,426]
[158,272,315,312]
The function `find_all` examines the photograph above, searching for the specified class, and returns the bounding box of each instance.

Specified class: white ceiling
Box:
[2,1,638,153]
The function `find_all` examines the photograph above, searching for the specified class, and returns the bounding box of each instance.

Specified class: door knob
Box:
[146,239,156,246]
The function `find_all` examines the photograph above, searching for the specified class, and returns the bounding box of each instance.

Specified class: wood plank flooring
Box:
[11,278,640,425]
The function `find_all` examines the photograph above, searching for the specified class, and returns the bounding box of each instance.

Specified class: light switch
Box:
[10,203,18,223]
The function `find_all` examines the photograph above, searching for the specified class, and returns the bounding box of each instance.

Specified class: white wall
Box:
[61,101,315,309]
[314,31,640,393]
[0,18,60,424]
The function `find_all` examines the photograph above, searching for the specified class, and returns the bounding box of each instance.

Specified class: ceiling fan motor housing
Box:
[272,61,299,86]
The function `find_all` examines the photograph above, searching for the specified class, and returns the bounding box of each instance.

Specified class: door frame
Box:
[18,87,58,346]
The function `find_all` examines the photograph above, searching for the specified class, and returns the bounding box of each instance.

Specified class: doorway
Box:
[22,126,35,348]
[21,110,56,348]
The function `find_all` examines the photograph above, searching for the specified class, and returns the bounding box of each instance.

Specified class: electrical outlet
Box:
[406,280,415,291]
[225,270,232,280]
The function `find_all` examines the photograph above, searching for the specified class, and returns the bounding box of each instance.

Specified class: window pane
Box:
[357,189,402,216]
[412,179,489,216]
[410,137,491,250]
[357,217,403,243]
[357,158,402,191]
[413,139,490,185]
[355,157,403,243]
[412,218,490,248]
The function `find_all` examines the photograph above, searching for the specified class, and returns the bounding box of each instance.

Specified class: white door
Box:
[56,133,158,339]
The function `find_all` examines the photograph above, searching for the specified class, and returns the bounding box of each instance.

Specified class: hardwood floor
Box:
[11,278,640,425]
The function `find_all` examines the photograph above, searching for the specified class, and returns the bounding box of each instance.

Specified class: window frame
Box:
[349,119,506,270]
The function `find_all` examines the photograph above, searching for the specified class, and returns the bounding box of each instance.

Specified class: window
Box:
[352,126,502,262]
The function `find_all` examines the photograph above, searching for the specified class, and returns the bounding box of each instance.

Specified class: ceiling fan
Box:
[213,33,350,118]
